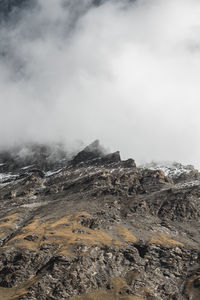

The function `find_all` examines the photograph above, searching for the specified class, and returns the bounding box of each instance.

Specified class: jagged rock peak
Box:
[71,140,112,165]
[83,139,105,154]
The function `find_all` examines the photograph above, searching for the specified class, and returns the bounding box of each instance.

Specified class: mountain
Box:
[141,161,200,184]
[0,141,200,300]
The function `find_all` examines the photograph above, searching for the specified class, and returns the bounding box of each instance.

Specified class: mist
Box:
[1,0,200,167]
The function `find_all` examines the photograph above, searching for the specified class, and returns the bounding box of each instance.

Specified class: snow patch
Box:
[45,168,63,177]
[141,161,194,178]
[0,173,17,183]
[21,165,34,170]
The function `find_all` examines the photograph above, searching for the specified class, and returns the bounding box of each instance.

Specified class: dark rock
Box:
[122,158,136,168]
[71,140,106,165]
[100,151,121,164]
[24,235,39,241]
[0,143,70,174]
[0,141,200,300]
[193,278,200,288]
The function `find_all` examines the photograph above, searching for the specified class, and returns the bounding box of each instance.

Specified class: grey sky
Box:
[1,0,200,166]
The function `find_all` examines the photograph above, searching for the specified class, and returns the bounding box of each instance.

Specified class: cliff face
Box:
[0,141,200,300]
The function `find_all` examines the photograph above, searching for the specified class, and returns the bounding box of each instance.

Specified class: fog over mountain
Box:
[1,0,200,166]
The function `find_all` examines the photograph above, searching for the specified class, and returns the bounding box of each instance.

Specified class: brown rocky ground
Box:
[0,141,200,300]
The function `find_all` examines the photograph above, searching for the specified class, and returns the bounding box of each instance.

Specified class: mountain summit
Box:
[0,142,200,300]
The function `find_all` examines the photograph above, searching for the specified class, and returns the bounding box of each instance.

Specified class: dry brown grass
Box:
[5,211,122,253]
[116,226,137,243]
[5,218,45,251]
[0,213,146,300]
[0,213,18,229]
[148,233,184,247]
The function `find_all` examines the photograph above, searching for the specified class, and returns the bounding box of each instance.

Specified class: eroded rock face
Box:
[0,142,200,300]
[71,140,106,166]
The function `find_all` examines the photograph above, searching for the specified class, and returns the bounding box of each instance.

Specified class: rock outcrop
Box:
[0,141,200,300]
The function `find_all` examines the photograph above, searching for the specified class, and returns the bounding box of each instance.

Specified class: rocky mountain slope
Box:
[0,140,200,300]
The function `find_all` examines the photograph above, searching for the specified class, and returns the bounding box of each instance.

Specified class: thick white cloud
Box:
[1,0,200,166]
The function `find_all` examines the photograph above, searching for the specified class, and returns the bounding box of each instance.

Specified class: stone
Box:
[0,141,200,300]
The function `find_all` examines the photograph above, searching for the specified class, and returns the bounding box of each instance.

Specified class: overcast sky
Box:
[1,0,200,166]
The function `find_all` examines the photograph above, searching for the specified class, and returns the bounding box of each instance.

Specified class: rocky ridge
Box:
[0,141,200,300]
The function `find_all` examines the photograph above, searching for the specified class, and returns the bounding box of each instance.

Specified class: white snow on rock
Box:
[0,173,17,183]
[21,165,34,170]
[140,161,195,178]
[45,168,63,177]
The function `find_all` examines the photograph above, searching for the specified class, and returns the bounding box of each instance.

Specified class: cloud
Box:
[1,0,200,166]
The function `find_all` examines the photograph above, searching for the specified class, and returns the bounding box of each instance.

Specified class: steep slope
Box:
[0,141,200,300]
